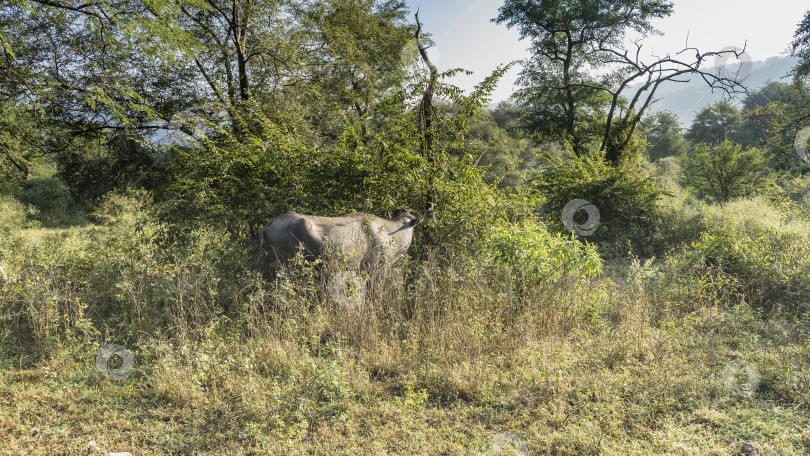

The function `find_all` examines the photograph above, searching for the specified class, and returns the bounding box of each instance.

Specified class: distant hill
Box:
[490,56,798,127]
[638,56,797,126]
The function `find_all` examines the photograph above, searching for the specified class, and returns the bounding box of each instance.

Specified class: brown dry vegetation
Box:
[1,191,810,455]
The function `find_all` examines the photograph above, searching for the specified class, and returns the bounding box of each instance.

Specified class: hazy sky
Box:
[403,0,808,102]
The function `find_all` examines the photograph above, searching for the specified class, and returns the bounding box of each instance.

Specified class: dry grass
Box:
[1,213,810,454]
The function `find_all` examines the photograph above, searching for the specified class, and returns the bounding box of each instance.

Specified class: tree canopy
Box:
[641,110,687,161]
[0,0,412,143]
[686,100,748,147]
[494,0,747,165]
[680,140,766,203]
[791,10,810,81]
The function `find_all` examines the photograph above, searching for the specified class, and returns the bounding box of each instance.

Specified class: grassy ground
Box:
[1,274,809,454]
[2,200,810,455]
[2,324,809,455]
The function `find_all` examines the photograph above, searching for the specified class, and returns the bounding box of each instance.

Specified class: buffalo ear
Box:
[392,209,410,219]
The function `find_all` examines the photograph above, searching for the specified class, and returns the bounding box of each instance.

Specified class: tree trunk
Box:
[5,153,30,180]
[415,12,437,218]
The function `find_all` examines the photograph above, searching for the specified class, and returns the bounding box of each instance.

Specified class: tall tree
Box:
[754,80,810,169]
[783,11,810,170]
[641,110,687,161]
[680,140,765,203]
[0,0,412,141]
[741,81,789,146]
[297,0,412,141]
[494,0,747,164]
[686,100,747,147]
[0,0,203,133]
[791,10,810,81]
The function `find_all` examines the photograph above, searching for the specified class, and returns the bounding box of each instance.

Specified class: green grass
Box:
[1,193,810,455]
[2,273,809,454]
[1,316,809,455]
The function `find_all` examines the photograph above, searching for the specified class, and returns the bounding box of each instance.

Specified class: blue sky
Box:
[402,0,809,102]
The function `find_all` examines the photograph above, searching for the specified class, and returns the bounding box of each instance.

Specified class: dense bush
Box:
[56,133,160,202]
[0,196,38,233]
[0,100,42,186]
[156,114,338,239]
[462,113,541,188]
[157,70,520,254]
[490,219,602,294]
[0,190,248,358]
[18,177,84,226]
[530,151,665,257]
[661,198,810,311]
[680,140,767,202]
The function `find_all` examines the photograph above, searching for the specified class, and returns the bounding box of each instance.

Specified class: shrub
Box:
[157,72,521,255]
[0,186,250,359]
[156,113,344,241]
[654,192,707,252]
[0,196,37,233]
[765,173,810,218]
[489,219,602,293]
[530,151,665,257]
[90,188,153,226]
[56,132,160,201]
[651,156,682,193]
[18,177,83,226]
[680,140,766,203]
[662,197,810,311]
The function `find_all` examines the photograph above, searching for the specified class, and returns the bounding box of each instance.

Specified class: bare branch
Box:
[414,11,437,78]
[593,43,750,159]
